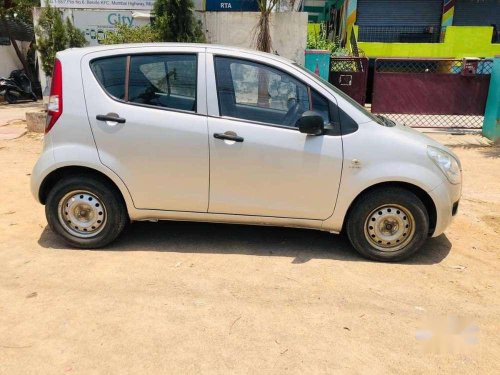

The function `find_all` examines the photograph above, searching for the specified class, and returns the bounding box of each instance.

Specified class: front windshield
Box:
[293,63,384,125]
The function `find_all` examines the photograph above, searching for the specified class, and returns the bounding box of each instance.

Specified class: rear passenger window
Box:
[128,54,197,112]
[90,56,127,99]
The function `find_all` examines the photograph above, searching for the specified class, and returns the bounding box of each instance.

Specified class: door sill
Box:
[130,208,324,231]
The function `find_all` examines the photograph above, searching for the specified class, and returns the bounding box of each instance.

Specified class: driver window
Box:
[215,57,310,127]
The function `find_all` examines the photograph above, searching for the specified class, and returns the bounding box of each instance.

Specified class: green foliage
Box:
[66,17,86,48]
[1,0,38,23]
[103,23,159,45]
[153,0,205,43]
[307,24,338,53]
[307,23,353,70]
[35,1,86,76]
[331,47,352,57]
[104,0,205,44]
[35,2,66,76]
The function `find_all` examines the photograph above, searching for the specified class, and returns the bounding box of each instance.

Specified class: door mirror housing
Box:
[296,111,324,135]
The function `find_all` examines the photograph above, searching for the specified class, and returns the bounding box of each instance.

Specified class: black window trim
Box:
[89,54,128,101]
[213,55,343,136]
[90,52,201,116]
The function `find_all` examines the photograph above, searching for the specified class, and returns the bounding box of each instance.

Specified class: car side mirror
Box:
[296,111,324,135]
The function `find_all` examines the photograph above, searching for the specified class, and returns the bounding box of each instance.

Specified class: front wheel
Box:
[346,187,429,262]
[45,176,128,248]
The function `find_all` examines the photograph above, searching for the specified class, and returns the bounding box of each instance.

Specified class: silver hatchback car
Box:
[31,44,462,261]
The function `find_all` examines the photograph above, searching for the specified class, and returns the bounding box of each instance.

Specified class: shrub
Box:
[35,1,86,76]
[307,24,338,53]
[103,23,159,45]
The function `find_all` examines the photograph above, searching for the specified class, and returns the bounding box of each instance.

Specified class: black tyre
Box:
[46,176,128,248]
[346,187,429,262]
[5,91,17,104]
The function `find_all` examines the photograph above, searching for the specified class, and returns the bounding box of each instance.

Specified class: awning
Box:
[131,11,151,20]
[0,18,34,45]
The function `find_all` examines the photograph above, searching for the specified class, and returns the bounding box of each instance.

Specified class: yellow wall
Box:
[308,23,322,35]
[353,26,500,58]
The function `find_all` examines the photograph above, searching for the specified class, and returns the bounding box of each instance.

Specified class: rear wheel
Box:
[346,187,429,262]
[46,177,128,248]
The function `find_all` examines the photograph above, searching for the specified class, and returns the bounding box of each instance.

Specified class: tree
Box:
[35,2,66,76]
[66,17,86,48]
[0,0,37,80]
[35,1,86,76]
[1,0,37,23]
[104,23,159,45]
[255,0,279,53]
[153,0,204,43]
[254,0,279,107]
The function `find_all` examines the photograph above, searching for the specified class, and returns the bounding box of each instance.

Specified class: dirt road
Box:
[0,122,499,373]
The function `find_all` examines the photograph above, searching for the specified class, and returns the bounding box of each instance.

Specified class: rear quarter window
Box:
[90,56,127,100]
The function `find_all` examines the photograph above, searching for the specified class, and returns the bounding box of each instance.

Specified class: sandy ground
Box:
[0,102,43,127]
[0,108,499,374]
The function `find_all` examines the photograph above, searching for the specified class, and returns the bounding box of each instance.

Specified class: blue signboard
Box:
[206,0,259,12]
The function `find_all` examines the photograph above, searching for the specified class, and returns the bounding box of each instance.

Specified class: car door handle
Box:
[213,132,244,142]
[96,114,126,124]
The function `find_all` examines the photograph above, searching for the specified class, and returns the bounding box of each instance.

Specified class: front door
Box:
[82,49,209,212]
[207,55,343,220]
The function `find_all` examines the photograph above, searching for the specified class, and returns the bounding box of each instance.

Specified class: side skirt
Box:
[130,209,337,232]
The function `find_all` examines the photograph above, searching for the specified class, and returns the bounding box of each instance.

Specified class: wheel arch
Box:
[343,181,437,236]
[39,166,128,209]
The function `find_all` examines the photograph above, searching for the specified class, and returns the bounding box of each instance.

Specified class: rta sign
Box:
[206,0,259,11]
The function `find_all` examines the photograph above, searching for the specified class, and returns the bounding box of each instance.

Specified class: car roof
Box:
[59,43,295,64]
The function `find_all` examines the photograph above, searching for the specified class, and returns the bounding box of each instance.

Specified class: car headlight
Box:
[427,146,461,184]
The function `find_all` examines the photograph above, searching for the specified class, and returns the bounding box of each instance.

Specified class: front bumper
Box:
[428,180,462,237]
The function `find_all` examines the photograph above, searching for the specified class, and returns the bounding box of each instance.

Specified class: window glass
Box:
[339,107,359,134]
[293,62,382,126]
[311,89,330,125]
[215,57,310,127]
[90,56,126,99]
[128,54,197,112]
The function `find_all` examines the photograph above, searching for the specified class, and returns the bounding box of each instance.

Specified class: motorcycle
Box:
[0,70,37,104]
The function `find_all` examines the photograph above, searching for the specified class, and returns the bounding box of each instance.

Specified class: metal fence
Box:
[373,113,488,129]
[371,58,493,129]
[374,59,493,74]
[330,57,366,73]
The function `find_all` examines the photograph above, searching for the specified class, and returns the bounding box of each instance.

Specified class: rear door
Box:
[81,47,209,212]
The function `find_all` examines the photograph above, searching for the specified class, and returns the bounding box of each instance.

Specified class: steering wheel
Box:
[282,101,302,127]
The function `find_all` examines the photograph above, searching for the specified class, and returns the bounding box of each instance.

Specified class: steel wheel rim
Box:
[57,191,107,238]
[364,204,415,252]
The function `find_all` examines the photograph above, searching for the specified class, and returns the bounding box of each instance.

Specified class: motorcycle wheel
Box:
[5,91,17,104]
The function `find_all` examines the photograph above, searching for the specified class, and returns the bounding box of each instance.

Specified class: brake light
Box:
[46,59,62,133]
